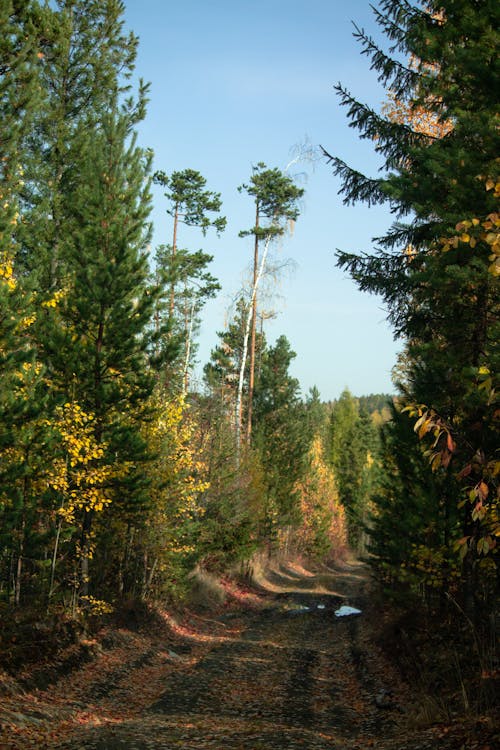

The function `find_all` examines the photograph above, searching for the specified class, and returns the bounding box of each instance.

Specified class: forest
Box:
[0,0,498,747]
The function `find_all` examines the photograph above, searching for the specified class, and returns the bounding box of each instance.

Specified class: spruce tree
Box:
[369,401,459,598]
[253,336,308,532]
[323,0,499,601]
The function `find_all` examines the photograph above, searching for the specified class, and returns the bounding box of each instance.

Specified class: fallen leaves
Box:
[1,566,497,750]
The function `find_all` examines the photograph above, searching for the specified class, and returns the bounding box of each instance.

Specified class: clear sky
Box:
[122,0,401,401]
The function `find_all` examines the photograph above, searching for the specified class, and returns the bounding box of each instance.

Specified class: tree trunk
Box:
[246,203,259,442]
[169,203,178,320]
[14,517,25,607]
[235,231,273,459]
[48,515,63,603]
[142,555,158,600]
[80,509,94,599]
[182,296,196,395]
[15,472,29,606]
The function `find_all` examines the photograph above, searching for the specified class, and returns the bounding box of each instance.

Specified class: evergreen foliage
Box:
[152,168,224,392]
[252,336,308,530]
[0,0,161,607]
[324,0,499,604]
[369,401,461,595]
[327,389,380,548]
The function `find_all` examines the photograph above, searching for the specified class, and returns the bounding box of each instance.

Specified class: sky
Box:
[122,0,402,401]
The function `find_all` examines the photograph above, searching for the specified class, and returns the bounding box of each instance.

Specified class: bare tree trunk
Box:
[182,297,196,396]
[14,517,25,607]
[48,516,63,603]
[235,231,273,461]
[80,509,94,599]
[246,204,259,442]
[15,473,29,606]
[169,203,179,320]
[142,556,158,600]
[119,524,135,597]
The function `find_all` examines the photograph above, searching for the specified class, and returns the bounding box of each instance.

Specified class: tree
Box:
[238,164,304,442]
[204,298,260,414]
[11,0,158,602]
[153,169,225,392]
[1,0,42,255]
[368,400,460,600]
[137,391,209,601]
[194,392,264,573]
[328,389,373,545]
[0,258,48,606]
[323,0,499,604]
[0,0,54,606]
[294,436,347,560]
[154,245,220,394]
[19,0,141,289]
[53,95,156,599]
[252,336,308,542]
[304,386,328,445]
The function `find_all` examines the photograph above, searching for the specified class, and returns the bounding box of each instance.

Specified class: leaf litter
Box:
[1,563,496,749]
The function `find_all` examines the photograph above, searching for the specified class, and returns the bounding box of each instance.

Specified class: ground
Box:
[0,560,497,749]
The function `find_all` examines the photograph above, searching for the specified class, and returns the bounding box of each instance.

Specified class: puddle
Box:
[335,606,362,617]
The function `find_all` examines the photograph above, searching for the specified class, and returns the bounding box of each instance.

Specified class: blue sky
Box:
[122,0,401,401]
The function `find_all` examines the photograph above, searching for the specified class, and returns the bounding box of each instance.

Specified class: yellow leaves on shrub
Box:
[145,392,209,520]
[0,254,16,292]
[46,402,112,524]
[41,289,66,308]
[78,595,113,615]
[404,401,499,560]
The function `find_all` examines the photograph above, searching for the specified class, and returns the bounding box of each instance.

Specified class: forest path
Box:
[47,561,416,750]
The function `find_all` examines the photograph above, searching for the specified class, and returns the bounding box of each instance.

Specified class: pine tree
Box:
[154,244,220,394]
[54,94,155,598]
[153,168,225,393]
[0,0,52,605]
[238,164,304,440]
[0,0,41,461]
[12,0,158,602]
[20,0,141,288]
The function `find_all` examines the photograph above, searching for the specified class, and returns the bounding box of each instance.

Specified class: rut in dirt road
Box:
[57,563,405,750]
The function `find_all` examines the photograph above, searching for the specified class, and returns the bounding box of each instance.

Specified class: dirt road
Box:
[52,561,412,749]
[4,561,481,749]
